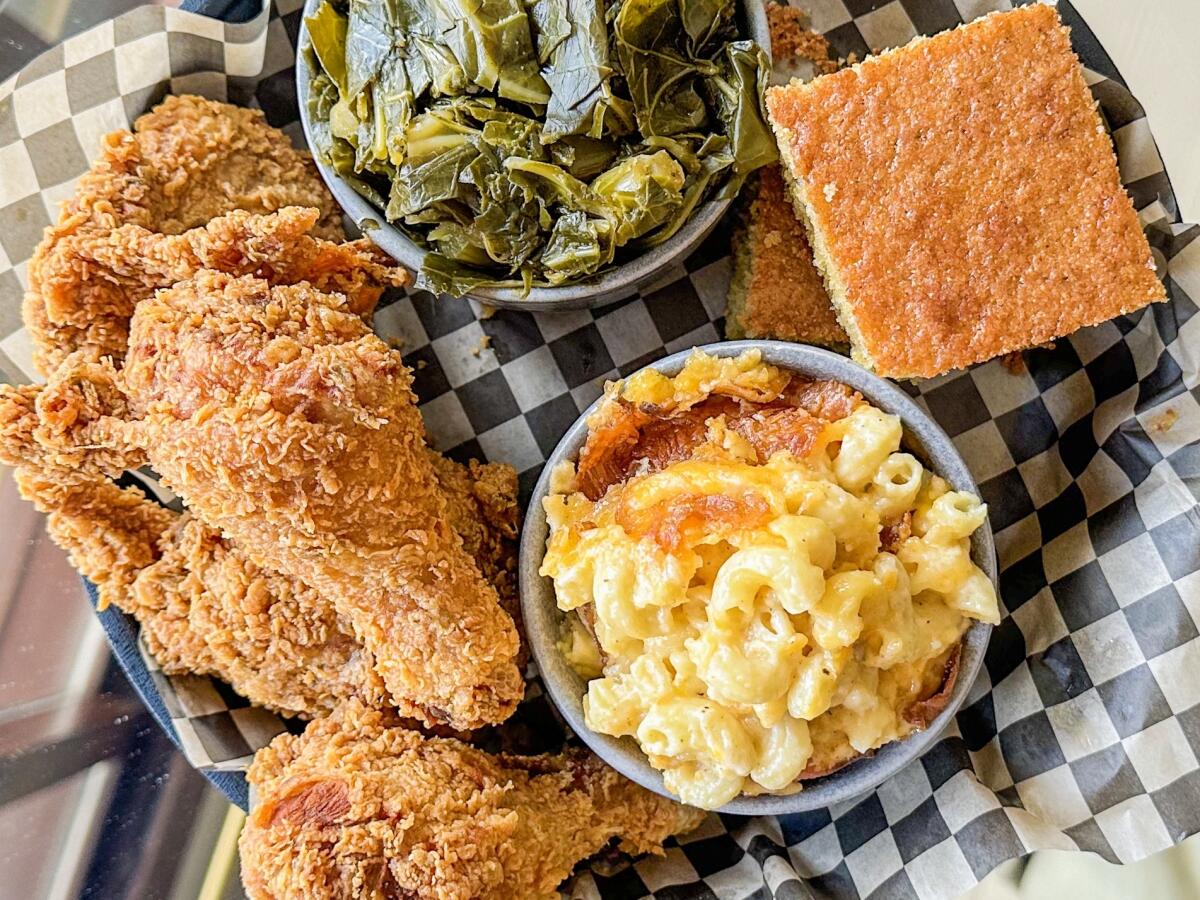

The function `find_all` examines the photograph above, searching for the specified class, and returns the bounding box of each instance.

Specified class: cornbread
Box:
[727,167,847,348]
[765,4,838,81]
[766,4,1166,379]
[727,5,846,348]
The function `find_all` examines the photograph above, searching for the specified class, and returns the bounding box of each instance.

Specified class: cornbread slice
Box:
[766,3,1167,378]
[727,4,846,348]
[728,166,847,348]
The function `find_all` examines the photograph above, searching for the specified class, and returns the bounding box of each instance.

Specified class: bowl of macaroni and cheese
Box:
[519,343,999,813]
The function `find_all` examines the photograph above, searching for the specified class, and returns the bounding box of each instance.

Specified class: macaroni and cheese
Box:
[541,350,999,809]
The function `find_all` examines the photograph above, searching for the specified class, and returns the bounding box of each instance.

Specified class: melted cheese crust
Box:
[542,352,998,809]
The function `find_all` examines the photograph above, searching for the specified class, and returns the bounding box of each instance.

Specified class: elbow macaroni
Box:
[541,356,999,810]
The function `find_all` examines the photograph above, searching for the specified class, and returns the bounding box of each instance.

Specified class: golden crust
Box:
[8,272,525,730]
[24,95,347,375]
[239,702,704,900]
[728,166,847,347]
[767,4,1166,378]
[0,379,522,721]
[116,272,524,730]
[727,8,845,348]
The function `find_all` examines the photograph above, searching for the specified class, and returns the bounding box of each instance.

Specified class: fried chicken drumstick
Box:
[1,365,521,720]
[17,467,389,716]
[24,271,523,729]
[25,95,347,375]
[239,702,704,900]
[1,381,387,716]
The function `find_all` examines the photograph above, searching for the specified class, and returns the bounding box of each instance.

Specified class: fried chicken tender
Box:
[2,381,384,716]
[25,205,399,376]
[424,452,523,663]
[37,272,523,728]
[1,379,520,720]
[10,465,386,717]
[239,702,704,900]
[25,94,346,374]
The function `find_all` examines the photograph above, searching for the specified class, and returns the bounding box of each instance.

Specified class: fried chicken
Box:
[24,204,400,376]
[239,702,704,900]
[1,377,520,720]
[2,381,385,716]
[10,464,386,717]
[425,452,524,664]
[27,272,523,729]
[25,94,345,374]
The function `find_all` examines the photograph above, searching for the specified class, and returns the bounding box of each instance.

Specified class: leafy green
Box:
[345,0,392,100]
[304,0,776,295]
[306,3,348,96]
[551,135,619,179]
[592,151,685,243]
[707,42,777,195]
[427,222,492,264]
[541,0,622,141]
[542,211,609,279]
[613,0,709,137]
[635,150,727,249]
[418,253,527,295]
[306,57,389,208]
[504,157,601,212]
[387,141,478,219]
[432,0,549,103]
[680,0,734,54]
[529,0,570,64]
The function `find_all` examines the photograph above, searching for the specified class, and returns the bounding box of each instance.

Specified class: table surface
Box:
[1071,0,1200,222]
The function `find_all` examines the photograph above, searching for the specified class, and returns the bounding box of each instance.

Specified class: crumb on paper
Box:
[479,303,498,320]
[385,336,405,351]
[767,3,837,73]
[1151,408,1179,433]
[415,359,428,370]
[1000,352,1025,374]
[472,334,493,357]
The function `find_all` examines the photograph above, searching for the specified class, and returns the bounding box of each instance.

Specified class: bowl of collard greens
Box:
[297,0,775,308]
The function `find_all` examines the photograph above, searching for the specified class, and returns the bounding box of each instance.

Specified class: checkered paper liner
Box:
[2,0,1199,896]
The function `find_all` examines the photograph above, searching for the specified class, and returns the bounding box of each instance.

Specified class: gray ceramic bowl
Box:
[295,0,770,310]
[519,341,997,815]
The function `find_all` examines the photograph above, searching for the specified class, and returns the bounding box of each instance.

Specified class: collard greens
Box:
[305,0,775,295]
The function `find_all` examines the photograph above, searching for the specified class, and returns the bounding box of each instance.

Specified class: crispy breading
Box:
[767,5,1166,377]
[4,91,526,731]
[25,95,346,374]
[239,702,704,900]
[426,452,526,666]
[1,381,520,719]
[10,466,386,717]
[44,272,524,728]
[25,204,403,377]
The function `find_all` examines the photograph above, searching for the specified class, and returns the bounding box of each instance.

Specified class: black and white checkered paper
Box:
[1,1,1199,897]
